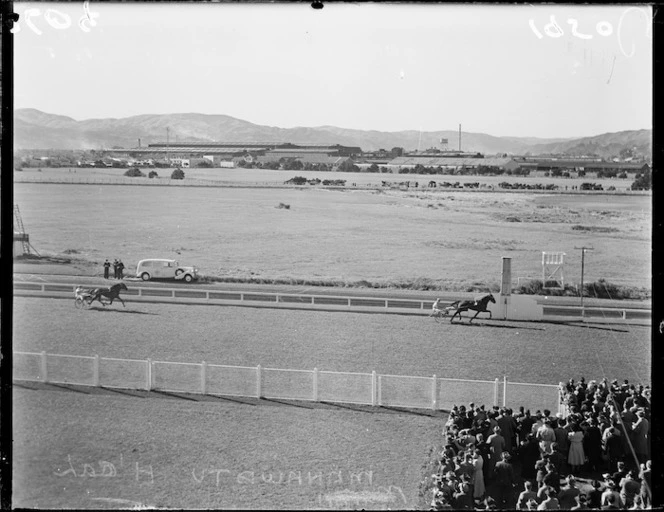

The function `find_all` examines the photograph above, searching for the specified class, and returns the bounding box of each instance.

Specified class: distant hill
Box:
[13,109,651,159]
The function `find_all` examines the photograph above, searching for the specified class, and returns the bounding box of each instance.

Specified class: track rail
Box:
[13,280,651,324]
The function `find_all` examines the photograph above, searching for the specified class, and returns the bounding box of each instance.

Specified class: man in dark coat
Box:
[517,434,540,480]
[583,418,604,473]
[496,408,517,454]
[542,462,561,494]
[611,461,627,488]
[492,452,516,509]
[117,260,125,280]
[103,259,111,279]
[604,426,624,473]
[113,259,119,279]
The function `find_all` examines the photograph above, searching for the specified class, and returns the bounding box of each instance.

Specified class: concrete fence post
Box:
[313,367,319,402]
[503,375,507,408]
[493,378,499,407]
[146,358,152,391]
[371,371,377,406]
[256,364,262,399]
[40,351,48,383]
[201,361,207,395]
[432,374,438,410]
[93,355,100,387]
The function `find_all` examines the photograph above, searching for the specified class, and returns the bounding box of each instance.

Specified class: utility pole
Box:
[575,246,594,315]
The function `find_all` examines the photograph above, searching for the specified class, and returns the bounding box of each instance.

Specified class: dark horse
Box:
[89,282,128,307]
[448,293,496,323]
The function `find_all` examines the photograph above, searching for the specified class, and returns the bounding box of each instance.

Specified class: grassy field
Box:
[12,297,651,509]
[13,385,440,510]
[13,181,651,291]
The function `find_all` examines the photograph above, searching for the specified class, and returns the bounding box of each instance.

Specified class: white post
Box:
[41,351,48,383]
[371,371,377,406]
[146,358,152,391]
[201,361,207,395]
[432,374,438,410]
[493,378,499,407]
[377,374,382,406]
[313,368,319,402]
[93,355,100,387]
[256,364,262,398]
[503,375,507,407]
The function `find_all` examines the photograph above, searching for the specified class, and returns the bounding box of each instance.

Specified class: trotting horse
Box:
[448,293,496,323]
[89,282,128,307]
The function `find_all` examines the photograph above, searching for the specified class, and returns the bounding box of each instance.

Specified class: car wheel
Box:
[184,274,193,283]
[175,269,183,276]
[141,272,151,281]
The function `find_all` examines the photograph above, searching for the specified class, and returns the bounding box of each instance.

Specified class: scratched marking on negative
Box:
[319,487,408,510]
[11,1,99,34]
[528,7,651,58]
[192,468,375,488]
[53,455,154,484]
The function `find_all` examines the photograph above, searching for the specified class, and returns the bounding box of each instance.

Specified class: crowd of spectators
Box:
[428,377,651,510]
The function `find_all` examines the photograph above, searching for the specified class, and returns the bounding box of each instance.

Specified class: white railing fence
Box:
[13,351,563,414]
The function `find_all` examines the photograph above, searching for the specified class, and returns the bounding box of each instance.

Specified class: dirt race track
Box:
[11,296,651,509]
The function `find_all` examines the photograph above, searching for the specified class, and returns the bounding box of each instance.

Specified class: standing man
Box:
[492,451,516,509]
[113,259,119,279]
[486,426,505,481]
[117,260,125,280]
[103,259,111,279]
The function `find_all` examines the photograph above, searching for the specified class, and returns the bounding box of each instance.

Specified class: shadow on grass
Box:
[262,397,315,409]
[448,321,545,331]
[14,380,447,418]
[87,306,158,315]
[551,321,630,333]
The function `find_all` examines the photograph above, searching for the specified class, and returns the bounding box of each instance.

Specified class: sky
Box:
[12,2,652,138]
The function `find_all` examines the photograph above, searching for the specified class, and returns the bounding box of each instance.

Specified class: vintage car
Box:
[135,259,199,282]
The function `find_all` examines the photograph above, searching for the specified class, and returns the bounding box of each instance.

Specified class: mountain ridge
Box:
[14,109,652,159]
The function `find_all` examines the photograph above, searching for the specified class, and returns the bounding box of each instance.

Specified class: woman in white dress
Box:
[472,448,486,501]
[567,424,586,475]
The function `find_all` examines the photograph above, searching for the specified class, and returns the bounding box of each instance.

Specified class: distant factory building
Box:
[516,158,650,173]
[103,142,361,167]
[387,155,521,172]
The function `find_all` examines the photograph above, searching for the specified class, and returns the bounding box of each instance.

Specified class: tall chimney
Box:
[138,138,141,148]
[458,124,461,152]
